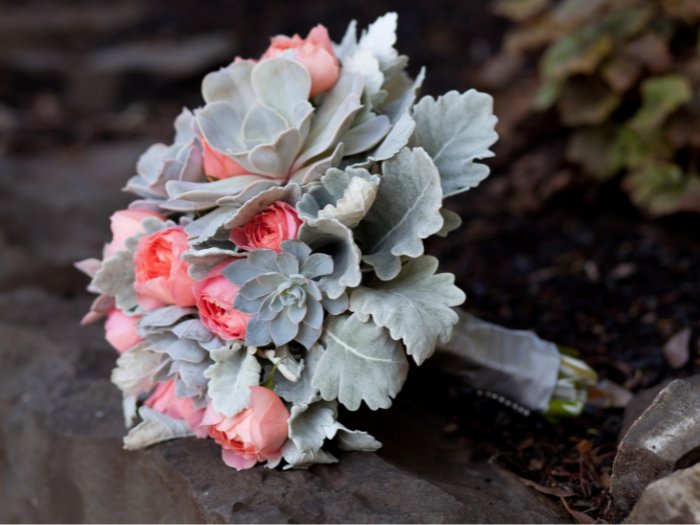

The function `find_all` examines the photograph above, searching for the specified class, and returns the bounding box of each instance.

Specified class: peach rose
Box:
[194,261,250,340]
[262,24,340,97]
[145,380,208,438]
[229,201,302,253]
[201,136,250,180]
[133,226,196,309]
[202,386,289,470]
[104,309,141,354]
[104,209,163,259]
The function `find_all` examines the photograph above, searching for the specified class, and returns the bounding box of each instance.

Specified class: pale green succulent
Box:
[125,108,206,208]
[224,240,348,349]
[165,57,391,211]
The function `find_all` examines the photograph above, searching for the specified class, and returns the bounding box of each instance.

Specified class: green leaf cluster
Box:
[494,0,700,215]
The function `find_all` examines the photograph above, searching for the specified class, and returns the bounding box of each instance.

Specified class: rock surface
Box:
[611,379,700,518]
[0,145,569,523]
[0,288,568,524]
[625,463,700,524]
[619,375,700,441]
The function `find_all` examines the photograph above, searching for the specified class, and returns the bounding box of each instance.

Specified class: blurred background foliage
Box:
[486,0,700,216]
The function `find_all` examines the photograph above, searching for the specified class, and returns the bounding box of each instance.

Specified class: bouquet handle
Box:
[433,308,597,416]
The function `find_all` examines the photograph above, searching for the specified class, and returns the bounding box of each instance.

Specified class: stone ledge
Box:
[0,289,568,523]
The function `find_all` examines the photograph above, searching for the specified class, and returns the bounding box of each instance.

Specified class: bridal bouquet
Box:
[77,13,575,471]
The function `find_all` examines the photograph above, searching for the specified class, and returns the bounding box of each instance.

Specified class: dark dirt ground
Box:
[3,0,700,522]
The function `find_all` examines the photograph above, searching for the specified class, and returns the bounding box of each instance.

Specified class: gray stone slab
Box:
[611,379,700,518]
[0,288,569,523]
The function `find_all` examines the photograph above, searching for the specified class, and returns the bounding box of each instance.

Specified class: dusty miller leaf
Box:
[93,249,138,312]
[355,147,444,281]
[204,344,261,417]
[350,256,465,365]
[411,90,498,197]
[332,423,382,452]
[262,346,304,382]
[286,401,337,453]
[297,167,379,229]
[312,313,408,411]
[274,344,323,405]
[123,407,193,450]
[281,440,338,470]
[111,343,167,399]
[437,209,462,238]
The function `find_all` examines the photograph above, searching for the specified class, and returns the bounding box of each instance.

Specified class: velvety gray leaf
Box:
[262,346,304,382]
[333,423,382,452]
[111,343,168,399]
[123,407,193,451]
[274,344,323,405]
[349,256,465,365]
[204,344,261,417]
[357,12,407,77]
[365,112,415,163]
[411,90,498,197]
[92,249,138,312]
[312,314,408,411]
[437,208,462,238]
[380,67,425,123]
[341,114,391,156]
[287,401,337,452]
[355,147,444,281]
[281,440,338,470]
[297,167,379,229]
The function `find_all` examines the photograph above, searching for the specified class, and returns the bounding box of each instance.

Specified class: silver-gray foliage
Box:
[125,108,205,207]
[204,344,261,417]
[354,147,444,281]
[224,241,348,349]
[411,90,498,197]
[349,256,465,365]
[312,313,408,411]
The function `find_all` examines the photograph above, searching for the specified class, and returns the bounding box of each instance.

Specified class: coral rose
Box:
[145,380,208,438]
[104,209,163,259]
[202,386,289,470]
[194,261,250,340]
[133,226,196,309]
[229,201,302,253]
[262,24,340,96]
[104,309,141,354]
[201,136,249,180]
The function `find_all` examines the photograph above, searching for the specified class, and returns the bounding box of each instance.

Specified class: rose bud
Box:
[194,261,250,341]
[262,24,340,97]
[145,380,208,438]
[133,226,196,309]
[104,209,164,259]
[229,201,302,253]
[104,309,142,354]
[202,386,289,470]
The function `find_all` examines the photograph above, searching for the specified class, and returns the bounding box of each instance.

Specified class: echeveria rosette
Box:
[223,240,348,349]
[125,109,206,210]
[165,57,391,213]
